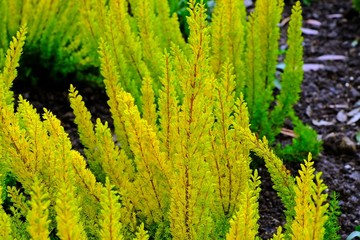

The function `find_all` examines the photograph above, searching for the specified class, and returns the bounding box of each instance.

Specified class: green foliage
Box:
[266,1,320,161]
[324,192,342,240]
[354,0,360,12]
[210,0,320,162]
[276,114,322,161]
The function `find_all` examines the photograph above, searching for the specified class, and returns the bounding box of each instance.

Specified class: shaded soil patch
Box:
[10,0,359,238]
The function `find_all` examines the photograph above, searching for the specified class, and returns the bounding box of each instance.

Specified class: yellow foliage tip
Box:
[140,76,157,127]
[27,178,51,240]
[226,171,261,240]
[99,178,123,240]
[0,179,12,240]
[291,153,329,239]
[134,223,149,240]
[187,0,209,51]
[271,226,285,240]
[68,84,97,152]
[0,211,12,240]
[55,181,87,240]
[1,26,27,88]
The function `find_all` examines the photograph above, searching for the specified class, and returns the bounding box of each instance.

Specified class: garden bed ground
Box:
[12,0,359,238]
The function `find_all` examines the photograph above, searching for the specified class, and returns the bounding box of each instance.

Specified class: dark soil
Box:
[11,0,359,239]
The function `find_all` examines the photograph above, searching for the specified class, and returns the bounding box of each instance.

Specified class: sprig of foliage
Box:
[291,155,329,239]
[0,177,12,240]
[226,171,261,239]
[324,192,341,240]
[26,178,51,240]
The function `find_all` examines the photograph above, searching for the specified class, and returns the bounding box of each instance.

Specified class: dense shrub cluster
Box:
[0,0,339,239]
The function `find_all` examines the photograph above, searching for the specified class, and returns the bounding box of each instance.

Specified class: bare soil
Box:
[11,0,359,238]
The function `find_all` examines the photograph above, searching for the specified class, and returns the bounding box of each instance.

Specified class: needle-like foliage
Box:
[0,2,337,240]
[26,178,51,240]
[0,180,12,240]
[1,0,320,161]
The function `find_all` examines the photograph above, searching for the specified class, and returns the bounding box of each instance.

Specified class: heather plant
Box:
[81,0,320,161]
[0,5,339,239]
[324,192,342,240]
[0,0,88,78]
[0,0,320,161]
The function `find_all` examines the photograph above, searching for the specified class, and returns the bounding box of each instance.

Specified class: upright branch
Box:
[98,40,132,156]
[0,179,12,239]
[270,1,304,136]
[209,62,252,222]
[226,171,261,240]
[210,0,247,94]
[158,52,180,164]
[0,26,26,108]
[244,0,284,139]
[169,1,215,239]
[291,155,329,239]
